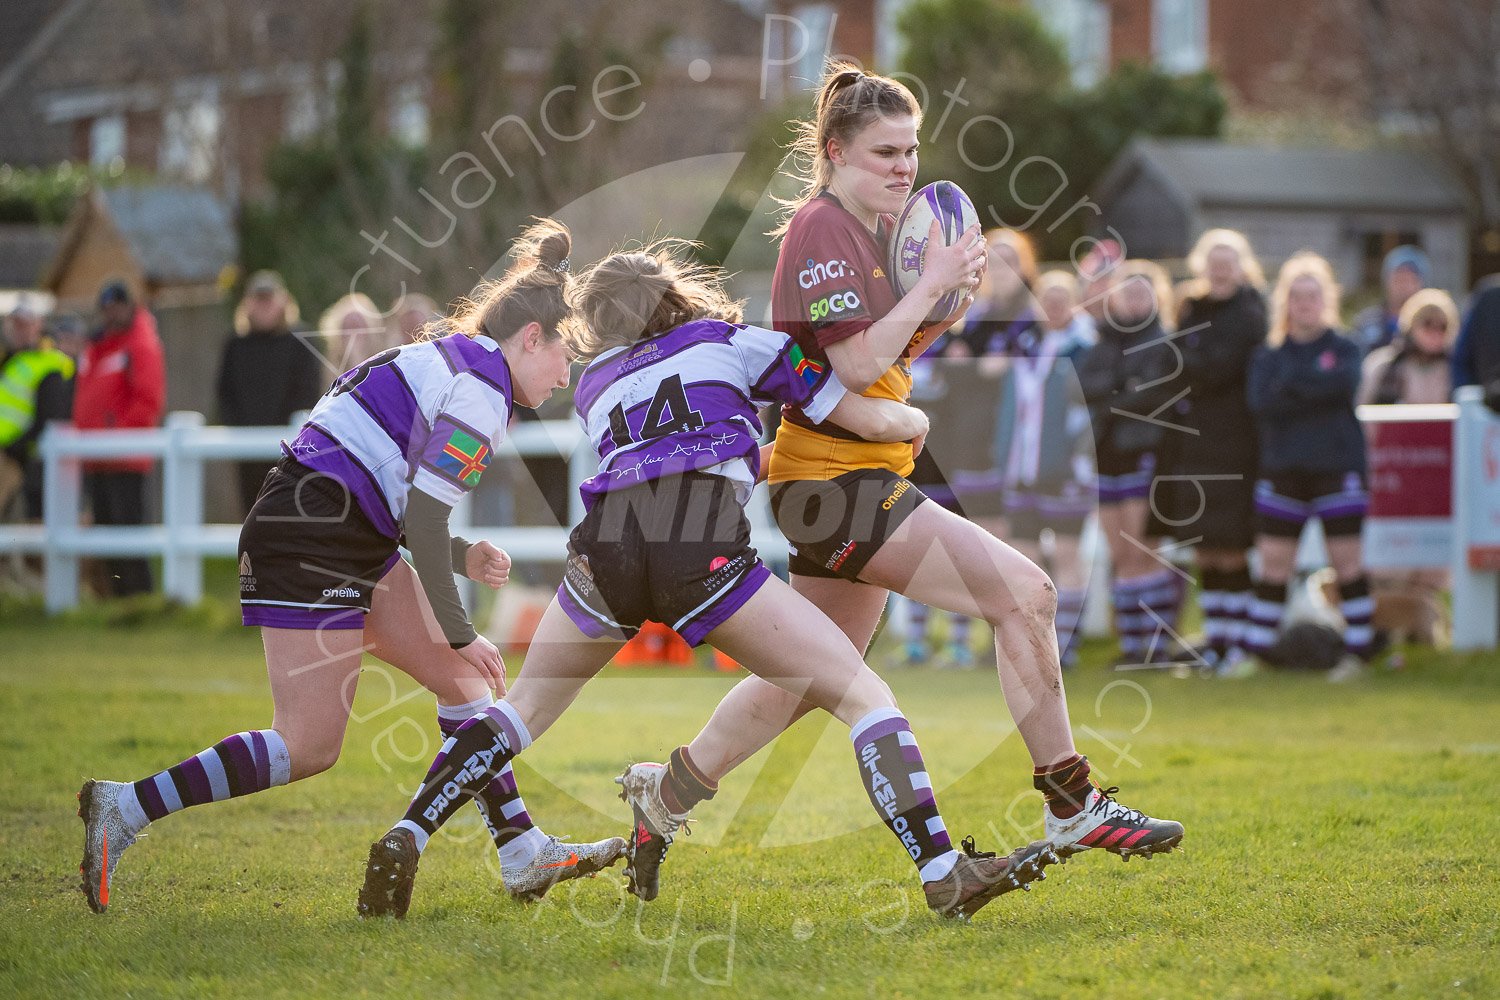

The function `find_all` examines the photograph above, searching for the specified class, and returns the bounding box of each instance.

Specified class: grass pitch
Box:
[1,601,1497,999]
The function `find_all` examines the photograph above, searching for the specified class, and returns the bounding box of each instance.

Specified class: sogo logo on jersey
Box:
[798,258,853,289]
[808,290,861,321]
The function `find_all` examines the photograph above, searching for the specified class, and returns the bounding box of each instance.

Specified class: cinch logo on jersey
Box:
[787,344,825,388]
[423,728,511,823]
[899,236,925,273]
[322,587,362,599]
[798,258,853,289]
[807,290,862,321]
[860,742,922,860]
[434,428,491,487]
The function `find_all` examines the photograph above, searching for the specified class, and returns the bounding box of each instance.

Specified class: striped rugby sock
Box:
[1223,566,1254,654]
[1245,580,1288,658]
[120,729,291,835]
[1137,568,1184,633]
[851,708,959,884]
[1056,587,1086,666]
[437,698,540,867]
[1339,576,1376,660]
[1112,576,1150,660]
[396,701,532,854]
[1199,567,1230,656]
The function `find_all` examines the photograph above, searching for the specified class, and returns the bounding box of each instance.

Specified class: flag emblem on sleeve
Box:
[789,344,825,387]
[434,428,491,487]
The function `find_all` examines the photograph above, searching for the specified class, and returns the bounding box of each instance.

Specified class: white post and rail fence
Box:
[4,392,1500,650]
[0,410,781,615]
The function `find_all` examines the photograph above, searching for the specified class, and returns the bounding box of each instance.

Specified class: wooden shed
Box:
[41,184,238,419]
[41,184,237,310]
[1093,138,1472,292]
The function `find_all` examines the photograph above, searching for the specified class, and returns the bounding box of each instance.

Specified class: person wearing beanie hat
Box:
[73,278,165,596]
[1351,245,1431,356]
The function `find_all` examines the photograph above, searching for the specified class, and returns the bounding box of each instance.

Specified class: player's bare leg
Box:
[79,626,364,912]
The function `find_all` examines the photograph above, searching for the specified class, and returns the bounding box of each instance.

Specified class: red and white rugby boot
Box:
[1045,785,1184,860]
[615,762,690,902]
[77,779,141,913]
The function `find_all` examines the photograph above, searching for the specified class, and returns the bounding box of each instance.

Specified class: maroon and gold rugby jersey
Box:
[768,192,929,482]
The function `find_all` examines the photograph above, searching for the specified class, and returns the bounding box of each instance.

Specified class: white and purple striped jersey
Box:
[575,318,846,506]
[284,333,514,538]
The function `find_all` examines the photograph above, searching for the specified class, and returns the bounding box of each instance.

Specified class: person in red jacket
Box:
[72,281,165,596]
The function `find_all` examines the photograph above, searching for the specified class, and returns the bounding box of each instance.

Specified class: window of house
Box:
[1154,0,1208,75]
[1361,230,1422,290]
[160,95,221,183]
[1032,0,1110,88]
[388,81,429,147]
[789,3,835,90]
[89,114,126,169]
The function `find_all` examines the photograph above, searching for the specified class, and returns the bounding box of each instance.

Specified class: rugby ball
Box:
[888,180,980,324]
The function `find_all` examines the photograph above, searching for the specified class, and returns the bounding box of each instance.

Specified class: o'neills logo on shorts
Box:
[322,587,362,599]
[882,479,912,511]
[826,540,857,572]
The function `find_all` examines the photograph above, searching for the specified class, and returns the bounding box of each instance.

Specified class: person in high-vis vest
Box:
[1,300,75,521]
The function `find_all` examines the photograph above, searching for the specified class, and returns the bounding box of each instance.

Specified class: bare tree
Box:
[1338,0,1500,225]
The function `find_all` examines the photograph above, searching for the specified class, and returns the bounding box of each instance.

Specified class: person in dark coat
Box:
[1451,275,1500,410]
[1144,229,1268,673]
[1246,252,1374,678]
[1077,259,1181,664]
[216,271,325,514]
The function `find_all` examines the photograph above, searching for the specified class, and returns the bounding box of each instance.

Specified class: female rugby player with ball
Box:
[618,64,1183,884]
[358,241,1059,922]
[76,221,625,912]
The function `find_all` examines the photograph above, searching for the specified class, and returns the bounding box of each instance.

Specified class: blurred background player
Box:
[1143,230,1267,675]
[1246,252,1375,680]
[1077,260,1183,665]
